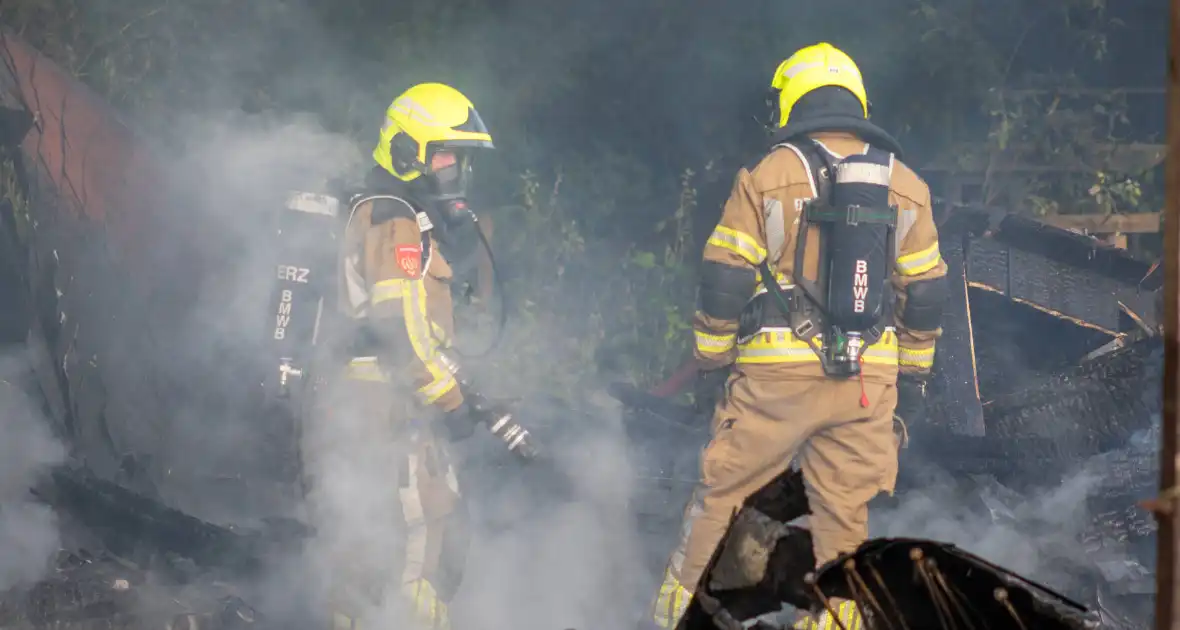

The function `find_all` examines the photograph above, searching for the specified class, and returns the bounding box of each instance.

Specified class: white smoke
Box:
[145,106,654,630]
[0,347,66,592]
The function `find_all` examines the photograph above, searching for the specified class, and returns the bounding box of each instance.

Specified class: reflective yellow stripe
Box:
[405,579,450,630]
[791,600,862,630]
[430,321,450,347]
[694,329,735,355]
[653,569,691,629]
[331,612,358,630]
[372,278,407,305]
[707,225,767,265]
[401,280,458,405]
[899,344,935,368]
[897,242,941,276]
[862,330,899,365]
[753,274,794,297]
[345,356,389,382]
[417,372,457,404]
[737,328,898,365]
[737,327,817,364]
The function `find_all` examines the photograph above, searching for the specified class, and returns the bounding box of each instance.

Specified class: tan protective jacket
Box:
[338,194,464,412]
[694,131,947,384]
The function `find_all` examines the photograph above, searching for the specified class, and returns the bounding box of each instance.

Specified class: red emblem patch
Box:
[395,244,423,278]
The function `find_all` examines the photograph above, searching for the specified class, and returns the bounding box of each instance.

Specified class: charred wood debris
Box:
[0,211,1168,630]
[0,143,1166,630]
[615,206,1165,630]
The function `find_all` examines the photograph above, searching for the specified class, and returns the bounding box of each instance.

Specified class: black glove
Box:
[693,367,730,416]
[894,374,929,427]
[440,403,482,442]
[450,393,541,461]
[475,403,541,461]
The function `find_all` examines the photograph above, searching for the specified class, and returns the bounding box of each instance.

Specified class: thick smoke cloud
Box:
[2,0,1166,627]
[0,348,65,591]
[111,32,656,630]
[872,467,1102,587]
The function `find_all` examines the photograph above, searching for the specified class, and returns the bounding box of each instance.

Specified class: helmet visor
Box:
[426,149,474,200]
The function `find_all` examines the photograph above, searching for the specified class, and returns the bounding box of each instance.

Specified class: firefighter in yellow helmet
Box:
[328,83,534,630]
[649,43,948,629]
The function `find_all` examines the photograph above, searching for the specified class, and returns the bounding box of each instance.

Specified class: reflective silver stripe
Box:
[399,449,427,583]
[863,346,899,360]
[897,243,942,276]
[445,463,460,495]
[417,373,457,403]
[742,325,895,340]
[343,194,436,319]
[763,198,786,265]
[348,194,424,230]
[753,281,795,297]
[286,190,340,217]
[835,161,891,186]
[669,485,708,575]
[896,208,917,260]
[707,227,767,264]
[343,253,370,318]
[694,329,735,352]
[782,61,823,79]
[348,194,435,273]
[738,346,816,359]
[899,346,935,367]
[766,142,817,267]
[392,96,440,126]
[401,279,456,402]
[811,139,853,160]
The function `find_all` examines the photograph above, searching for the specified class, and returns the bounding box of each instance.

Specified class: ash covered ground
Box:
[0,335,1164,630]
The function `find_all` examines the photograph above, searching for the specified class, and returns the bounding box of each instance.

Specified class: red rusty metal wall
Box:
[0,30,299,526]
[0,30,169,273]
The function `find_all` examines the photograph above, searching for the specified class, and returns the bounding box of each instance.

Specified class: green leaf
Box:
[631,251,657,269]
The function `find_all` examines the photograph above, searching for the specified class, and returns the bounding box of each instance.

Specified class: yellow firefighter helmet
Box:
[372,83,494,182]
[768,43,869,129]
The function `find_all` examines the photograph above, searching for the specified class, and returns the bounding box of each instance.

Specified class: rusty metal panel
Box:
[0,30,299,528]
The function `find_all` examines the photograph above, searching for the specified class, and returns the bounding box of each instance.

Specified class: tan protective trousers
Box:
[667,371,900,592]
[313,367,468,629]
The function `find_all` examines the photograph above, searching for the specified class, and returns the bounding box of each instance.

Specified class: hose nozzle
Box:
[484,410,541,461]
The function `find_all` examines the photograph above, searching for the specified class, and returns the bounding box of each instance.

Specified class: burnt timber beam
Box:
[927,230,985,435]
[939,206,1159,332]
[922,142,1166,174]
[1038,211,1161,234]
[1154,0,1180,626]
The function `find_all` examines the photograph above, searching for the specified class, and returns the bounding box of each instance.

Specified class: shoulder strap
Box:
[764,140,834,267]
[348,194,434,275]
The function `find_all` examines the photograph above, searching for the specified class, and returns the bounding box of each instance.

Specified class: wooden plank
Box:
[997,87,1165,96]
[1038,212,1161,234]
[923,142,1166,173]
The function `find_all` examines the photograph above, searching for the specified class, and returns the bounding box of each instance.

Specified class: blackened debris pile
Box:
[0,549,261,630]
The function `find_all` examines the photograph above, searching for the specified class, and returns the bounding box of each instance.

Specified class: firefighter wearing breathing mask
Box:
[330,83,533,630]
[650,43,948,629]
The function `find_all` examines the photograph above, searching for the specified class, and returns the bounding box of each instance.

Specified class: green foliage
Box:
[0,158,29,244]
[907,0,1160,231]
[0,0,1159,397]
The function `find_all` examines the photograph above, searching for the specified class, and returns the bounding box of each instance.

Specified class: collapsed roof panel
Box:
[968,236,1150,335]
[928,206,1159,437]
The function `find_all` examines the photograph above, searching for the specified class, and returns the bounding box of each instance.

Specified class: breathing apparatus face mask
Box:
[425,148,476,226]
